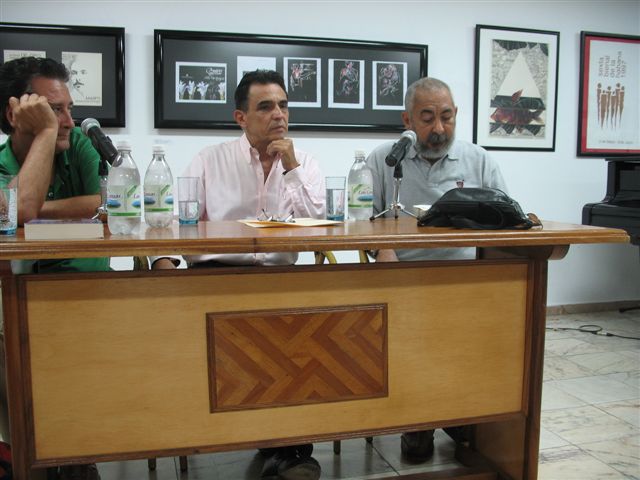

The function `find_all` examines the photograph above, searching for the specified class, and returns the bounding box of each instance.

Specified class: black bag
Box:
[417,187,541,230]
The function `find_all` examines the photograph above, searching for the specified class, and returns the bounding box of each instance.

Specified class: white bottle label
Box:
[348,183,373,208]
[107,185,142,217]
[144,184,173,212]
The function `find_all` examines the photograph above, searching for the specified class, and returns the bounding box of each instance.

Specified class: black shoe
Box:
[260,447,320,480]
[443,425,469,444]
[294,443,313,458]
[401,430,434,462]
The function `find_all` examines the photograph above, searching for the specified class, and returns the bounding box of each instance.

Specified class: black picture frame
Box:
[154,30,427,131]
[0,22,125,127]
[577,31,640,157]
[473,25,559,151]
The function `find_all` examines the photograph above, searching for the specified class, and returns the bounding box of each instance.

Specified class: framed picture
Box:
[0,22,125,127]
[473,25,559,151]
[154,30,427,131]
[577,31,640,157]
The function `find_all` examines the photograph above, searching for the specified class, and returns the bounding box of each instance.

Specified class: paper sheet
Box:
[239,218,343,228]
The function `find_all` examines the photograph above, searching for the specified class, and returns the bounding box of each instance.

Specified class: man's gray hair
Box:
[404,77,455,113]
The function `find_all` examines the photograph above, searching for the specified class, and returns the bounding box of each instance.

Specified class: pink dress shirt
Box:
[182,133,325,266]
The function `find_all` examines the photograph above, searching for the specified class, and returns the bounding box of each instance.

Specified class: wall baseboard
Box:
[547,300,640,315]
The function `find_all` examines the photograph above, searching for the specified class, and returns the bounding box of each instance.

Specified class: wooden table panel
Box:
[24,261,528,460]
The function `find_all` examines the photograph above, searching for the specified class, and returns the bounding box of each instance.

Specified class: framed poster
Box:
[577,31,640,157]
[154,30,427,131]
[473,25,559,151]
[0,22,125,127]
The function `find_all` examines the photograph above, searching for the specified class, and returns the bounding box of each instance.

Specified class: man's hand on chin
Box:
[266,138,299,172]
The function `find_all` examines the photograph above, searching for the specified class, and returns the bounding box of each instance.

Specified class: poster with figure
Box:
[3,50,45,61]
[61,51,103,107]
[328,59,364,109]
[176,62,227,103]
[578,32,640,156]
[236,56,276,85]
[372,61,406,110]
[284,57,321,107]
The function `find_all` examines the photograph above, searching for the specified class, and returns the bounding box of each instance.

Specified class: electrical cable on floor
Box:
[546,324,640,340]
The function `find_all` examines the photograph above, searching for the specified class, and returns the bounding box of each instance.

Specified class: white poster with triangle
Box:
[474,26,559,151]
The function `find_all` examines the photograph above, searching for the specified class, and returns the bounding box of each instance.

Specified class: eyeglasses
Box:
[258,209,295,223]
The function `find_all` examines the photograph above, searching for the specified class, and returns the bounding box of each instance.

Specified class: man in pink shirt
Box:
[156,70,324,267]
[153,70,324,480]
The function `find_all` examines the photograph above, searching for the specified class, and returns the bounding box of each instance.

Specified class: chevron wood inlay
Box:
[207,304,387,411]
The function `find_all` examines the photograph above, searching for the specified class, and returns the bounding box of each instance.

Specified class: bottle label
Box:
[107,185,142,217]
[348,183,373,208]
[144,184,173,212]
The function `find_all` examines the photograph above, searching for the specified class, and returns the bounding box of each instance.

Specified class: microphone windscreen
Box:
[400,130,417,146]
[80,117,100,135]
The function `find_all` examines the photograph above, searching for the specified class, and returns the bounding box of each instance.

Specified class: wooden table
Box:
[0,218,629,480]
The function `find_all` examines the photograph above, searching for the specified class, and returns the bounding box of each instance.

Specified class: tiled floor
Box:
[65,309,640,479]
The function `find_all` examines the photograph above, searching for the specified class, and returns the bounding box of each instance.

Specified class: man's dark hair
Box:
[0,57,69,134]
[234,70,287,111]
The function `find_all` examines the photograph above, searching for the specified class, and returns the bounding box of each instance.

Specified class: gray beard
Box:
[416,133,455,160]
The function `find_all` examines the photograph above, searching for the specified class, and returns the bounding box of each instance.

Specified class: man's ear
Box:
[401,111,411,130]
[5,105,15,129]
[233,109,246,129]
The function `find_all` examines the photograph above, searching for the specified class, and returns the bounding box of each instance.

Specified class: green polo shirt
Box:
[0,127,109,273]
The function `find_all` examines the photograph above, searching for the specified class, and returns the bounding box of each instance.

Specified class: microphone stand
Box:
[370,162,416,221]
[92,158,109,220]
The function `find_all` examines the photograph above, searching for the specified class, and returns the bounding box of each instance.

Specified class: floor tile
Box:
[543,353,595,381]
[538,445,630,479]
[605,371,640,389]
[541,382,587,410]
[548,374,638,404]
[544,337,607,356]
[595,399,640,428]
[566,351,640,375]
[539,426,571,450]
[580,434,640,480]
[541,405,637,444]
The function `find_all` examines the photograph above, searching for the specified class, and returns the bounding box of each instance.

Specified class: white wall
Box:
[1,0,639,306]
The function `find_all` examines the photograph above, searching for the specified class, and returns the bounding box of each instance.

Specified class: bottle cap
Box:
[152,144,165,154]
[355,149,366,158]
[116,140,132,151]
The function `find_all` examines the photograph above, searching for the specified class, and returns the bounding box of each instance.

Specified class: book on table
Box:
[24,218,104,240]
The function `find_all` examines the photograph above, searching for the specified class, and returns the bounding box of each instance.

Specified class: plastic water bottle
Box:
[348,150,373,220]
[144,145,174,228]
[107,140,141,235]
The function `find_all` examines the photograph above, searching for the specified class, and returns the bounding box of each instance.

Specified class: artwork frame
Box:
[577,31,640,157]
[473,25,559,151]
[0,22,125,127]
[154,30,427,131]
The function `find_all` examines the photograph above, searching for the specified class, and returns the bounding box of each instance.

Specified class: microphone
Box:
[385,130,417,167]
[81,118,118,165]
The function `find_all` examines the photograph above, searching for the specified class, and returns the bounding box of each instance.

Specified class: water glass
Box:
[0,175,17,235]
[177,177,199,225]
[325,176,346,221]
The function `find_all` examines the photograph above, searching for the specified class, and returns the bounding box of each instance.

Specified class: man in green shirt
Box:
[0,56,108,273]
[0,57,107,480]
